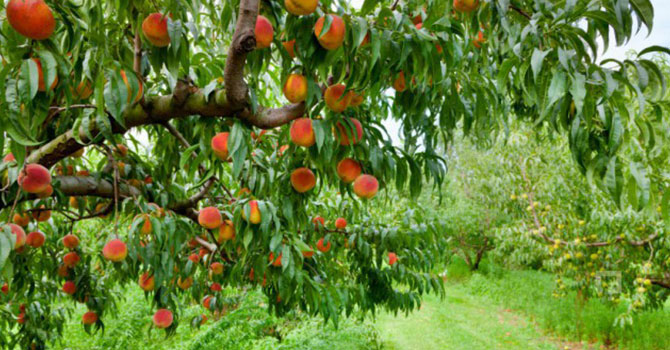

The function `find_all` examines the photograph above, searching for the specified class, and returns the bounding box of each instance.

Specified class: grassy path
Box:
[376,288,560,350]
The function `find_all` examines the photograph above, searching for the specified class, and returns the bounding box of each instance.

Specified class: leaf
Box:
[530,49,549,81]
[20,59,39,100]
[637,45,670,57]
[547,71,566,107]
[630,0,654,32]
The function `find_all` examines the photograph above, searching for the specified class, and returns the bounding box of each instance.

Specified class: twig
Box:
[390,0,401,11]
[134,28,142,76]
[509,5,531,20]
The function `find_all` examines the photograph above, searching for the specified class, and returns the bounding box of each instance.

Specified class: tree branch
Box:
[224,0,260,109]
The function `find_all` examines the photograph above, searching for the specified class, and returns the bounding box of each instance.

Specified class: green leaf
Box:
[630,0,654,32]
[20,59,39,100]
[531,49,549,81]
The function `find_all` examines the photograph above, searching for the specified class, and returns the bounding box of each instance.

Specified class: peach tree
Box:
[0,0,667,348]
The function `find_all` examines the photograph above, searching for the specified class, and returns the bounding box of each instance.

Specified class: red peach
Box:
[389,252,398,265]
[102,239,128,262]
[25,231,45,248]
[210,283,222,292]
[453,0,479,13]
[36,184,53,198]
[285,0,318,15]
[32,206,51,222]
[153,309,173,329]
[393,71,407,92]
[18,163,52,194]
[31,58,58,91]
[316,237,331,253]
[188,253,200,264]
[62,234,79,249]
[211,132,230,161]
[3,153,15,163]
[210,262,224,275]
[62,280,76,295]
[324,84,352,112]
[1,283,8,294]
[312,216,325,229]
[142,13,170,47]
[302,247,315,258]
[139,214,152,235]
[473,30,485,48]
[290,167,316,193]
[353,174,379,199]
[7,0,55,40]
[336,158,362,183]
[269,252,282,267]
[283,74,308,103]
[335,218,347,229]
[63,251,80,267]
[139,272,155,291]
[202,295,213,309]
[282,40,296,58]
[314,14,346,50]
[290,118,316,147]
[82,311,98,325]
[348,91,365,107]
[198,207,222,229]
[335,118,363,146]
[255,15,274,49]
[6,223,26,249]
[13,213,31,227]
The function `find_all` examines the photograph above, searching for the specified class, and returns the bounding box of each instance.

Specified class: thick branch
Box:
[223,0,260,108]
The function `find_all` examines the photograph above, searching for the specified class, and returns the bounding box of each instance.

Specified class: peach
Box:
[6,0,55,40]
[6,224,26,249]
[290,167,316,193]
[312,216,325,229]
[217,220,235,243]
[57,264,71,277]
[211,132,230,161]
[283,74,308,103]
[210,262,224,275]
[18,163,52,194]
[139,214,152,235]
[142,13,170,47]
[282,40,296,58]
[95,202,109,218]
[69,197,79,209]
[336,158,362,183]
[243,200,261,224]
[73,81,93,100]
[473,30,485,48]
[324,84,351,112]
[114,144,128,157]
[388,252,398,266]
[198,247,209,259]
[360,32,370,46]
[290,118,315,147]
[32,58,58,92]
[335,218,347,229]
[139,272,155,291]
[393,71,406,92]
[353,174,379,199]
[82,311,98,325]
[25,231,45,248]
[63,251,80,267]
[177,276,193,290]
[144,175,153,184]
[269,252,282,267]
[62,280,76,295]
[202,295,213,310]
[17,312,25,324]
[36,184,53,198]
[285,0,318,15]
[302,247,315,258]
[198,207,222,229]
[255,15,274,49]
[278,144,289,156]
[314,14,346,50]
[1,283,8,294]
[415,22,423,30]
[316,237,331,253]
[102,239,128,262]
[188,253,200,264]
[76,170,90,177]
[453,0,479,12]
[210,282,222,292]
[3,153,15,163]
[62,234,79,249]
[32,206,51,222]
[120,70,143,104]
[335,118,363,146]
[348,91,364,107]
[13,213,31,227]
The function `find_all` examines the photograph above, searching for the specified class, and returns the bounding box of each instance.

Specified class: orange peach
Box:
[188,253,200,264]
[142,13,170,47]
[269,252,282,267]
[177,276,193,290]
[210,282,222,292]
[32,58,58,91]
[73,81,93,100]
[255,15,274,49]
[63,251,80,267]
[18,163,52,193]
[290,118,315,147]
[13,213,30,227]
[217,220,235,243]
[393,71,407,92]
[3,153,15,163]
[9,225,29,248]
[202,295,213,309]
[388,252,398,266]
[314,14,346,50]
[57,264,71,278]
[283,74,308,103]
[32,206,51,222]
[120,70,143,104]
[348,91,364,107]
[316,237,331,253]
[6,0,55,40]
[82,311,98,325]
[335,118,363,146]
[62,280,76,295]
[336,158,362,183]
[335,218,347,229]
[453,0,479,12]
[198,207,222,229]
[353,174,379,199]
[243,200,261,224]
[114,144,128,157]
[290,167,316,193]
[102,239,128,262]
[25,231,45,248]
[210,262,224,275]
[285,0,318,15]
[324,84,352,112]
[211,132,230,161]
[95,202,109,218]
[473,30,485,48]
[36,184,53,198]
[139,214,152,235]
[312,216,325,229]
[282,40,296,58]
[302,247,315,258]
[139,272,155,291]
[62,234,79,249]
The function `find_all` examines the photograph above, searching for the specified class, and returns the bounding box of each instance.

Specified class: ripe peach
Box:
[282,40,296,58]
[283,74,308,103]
[348,91,364,107]
[142,13,170,47]
[3,153,15,163]
[290,118,316,147]
[211,132,230,161]
[255,15,274,49]
[198,207,222,229]
[285,0,318,15]
[198,247,209,259]
[202,295,213,309]
[32,58,58,91]
[324,84,351,112]
[210,262,224,275]
[32,206,51,222]
[120,70,143,104]
[82,311,98,325]
[335,118,363,146]
[1,283,9,294]
[188,253,200,264]
[269,252,282,267]
[17,312,26,324]
[217,220,235,243]
[57,264,70,278]
[69,197,79,209]
[316,237,331,253]
[415,22,423,30]
[314,14,346,50]
[335,218,347,229]
[393,71,407,92]
[278,144,289,156]
[210,282,222,292]
[302,247,315,258]
[473,30,485,48]
[25,231,45,248]
[63,251,80,267]
[139,214,152,235]
[177,276,193,290]
[336,158,362,183]
[95,202,110,218]
[243,200,261,224]
[102,239,128,262]
[153,309,173,328]
[73,81,93,100]
[453,0,479,12]
[6,0,55,40]
[13,213,30,227]
[62,281,76,295]
[353,174,379,199]
[114,144,128,158]
[62,234,79,249]
[388,252,398,266]
[139,272,155,291]
[290,167,316,193]
[312,216,325,229]
[6,224,26,249]
[18,163,52,194]
[36,184,53,198]
[360,32,370,46]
